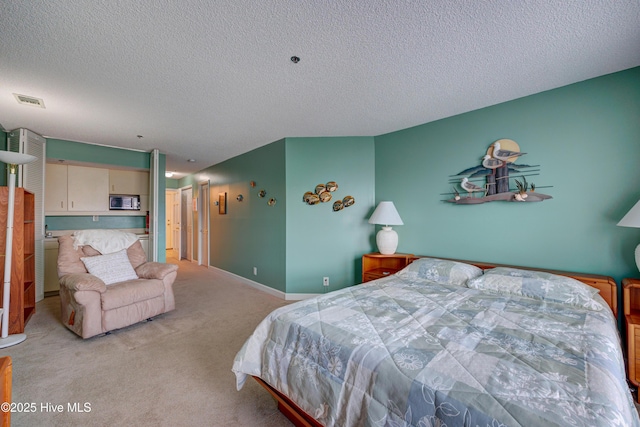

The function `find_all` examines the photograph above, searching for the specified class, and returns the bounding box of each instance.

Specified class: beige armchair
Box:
[57,234,178,339]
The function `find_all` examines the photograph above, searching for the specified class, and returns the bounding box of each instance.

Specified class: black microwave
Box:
[109,195,141,210]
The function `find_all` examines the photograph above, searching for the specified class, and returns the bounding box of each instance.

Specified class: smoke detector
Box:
[13,93,45,108]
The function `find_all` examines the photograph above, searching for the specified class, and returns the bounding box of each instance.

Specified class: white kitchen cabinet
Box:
[68,166,109,211]
[45,164,109,213]
[109,170,149,195]
[45,164,150,215]
[45,163,68,212]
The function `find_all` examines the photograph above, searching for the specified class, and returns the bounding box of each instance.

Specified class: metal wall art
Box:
[303,181,355,212]
[248,180,277,206]
[444,139,552,204]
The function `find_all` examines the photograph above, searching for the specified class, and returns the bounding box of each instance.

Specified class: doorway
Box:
[198,181,210,266]
[165,189,180,259]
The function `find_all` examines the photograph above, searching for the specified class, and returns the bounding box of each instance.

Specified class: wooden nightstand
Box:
[362,253,415,283]
[624,277,640,401]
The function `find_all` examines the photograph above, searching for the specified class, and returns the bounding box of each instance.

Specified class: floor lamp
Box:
[0,151,36,349]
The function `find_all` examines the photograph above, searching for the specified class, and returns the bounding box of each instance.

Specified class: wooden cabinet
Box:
[0,188,35,334]
[109,169,149,213]
[45,163,68,212]
[362,252,415,283]
[109,169,149,195]
[68,165,109,211]
[45,164,109,213]
[624,277,640,402]
[46,164,149,215]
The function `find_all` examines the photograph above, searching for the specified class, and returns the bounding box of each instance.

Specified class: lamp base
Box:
[0,333,26,349]
[376,226,399,255]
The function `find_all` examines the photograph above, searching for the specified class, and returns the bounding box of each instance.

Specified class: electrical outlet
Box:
[253,267,258,276]
[92,215,99,222]
[323,277,329,287]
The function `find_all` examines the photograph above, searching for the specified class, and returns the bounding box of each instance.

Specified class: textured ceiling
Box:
[1,0,639,177]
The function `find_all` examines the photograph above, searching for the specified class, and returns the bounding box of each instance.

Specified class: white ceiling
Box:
[1,1,639,178]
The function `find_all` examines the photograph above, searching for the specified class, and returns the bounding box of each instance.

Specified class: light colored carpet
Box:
[1,257,294,426]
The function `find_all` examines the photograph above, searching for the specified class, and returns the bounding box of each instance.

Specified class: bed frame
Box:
[253,256,619,427]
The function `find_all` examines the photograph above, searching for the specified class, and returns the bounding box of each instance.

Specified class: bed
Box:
[232,256,639,427]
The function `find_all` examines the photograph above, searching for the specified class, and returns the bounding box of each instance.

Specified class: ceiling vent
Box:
[13,93,45,108]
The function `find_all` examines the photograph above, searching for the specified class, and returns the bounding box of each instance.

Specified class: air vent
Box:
[13,93,45,108]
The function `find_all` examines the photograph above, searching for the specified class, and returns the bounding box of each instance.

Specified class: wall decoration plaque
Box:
[219,192,227,214]
[444,139,552,204]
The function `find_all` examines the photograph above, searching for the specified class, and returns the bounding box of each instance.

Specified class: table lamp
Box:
[0,150,36,348]
[368,201,403,255]
[617,199,640,273]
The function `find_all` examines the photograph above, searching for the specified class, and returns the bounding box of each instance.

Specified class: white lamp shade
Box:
[0,151,36,165]
[618,199,640,272]
[618,200,640,228]
[368,201,403,226]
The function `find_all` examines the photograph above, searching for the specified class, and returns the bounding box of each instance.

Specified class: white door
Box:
[198,182,209,266]
[165,190,179,258]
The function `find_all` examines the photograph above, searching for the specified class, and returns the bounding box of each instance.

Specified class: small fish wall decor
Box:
[443,139,552,204]
[302,181,355,212]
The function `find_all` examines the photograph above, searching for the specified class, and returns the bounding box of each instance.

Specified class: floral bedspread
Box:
[232,275,639,427]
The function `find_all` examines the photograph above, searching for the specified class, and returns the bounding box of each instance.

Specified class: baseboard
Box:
[207,266,321,301]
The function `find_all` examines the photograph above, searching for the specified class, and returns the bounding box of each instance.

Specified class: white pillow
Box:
[466,267,604,311]
[395,257,483,286]
[81,249,138,285]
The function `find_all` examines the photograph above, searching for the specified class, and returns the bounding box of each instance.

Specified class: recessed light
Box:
[187,159,196,163]
[290,56,300,63]
[165,171,174,178]
[13,93,45,108]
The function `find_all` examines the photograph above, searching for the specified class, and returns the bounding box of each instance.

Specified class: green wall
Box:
[285,137,375,293]
[47,216,145,230]
[47,138,149,169]
[181,136,376,295]
[182,140,288,291]
[177,66,640,298]
[166,178,179,189]
[375,67,640,286]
